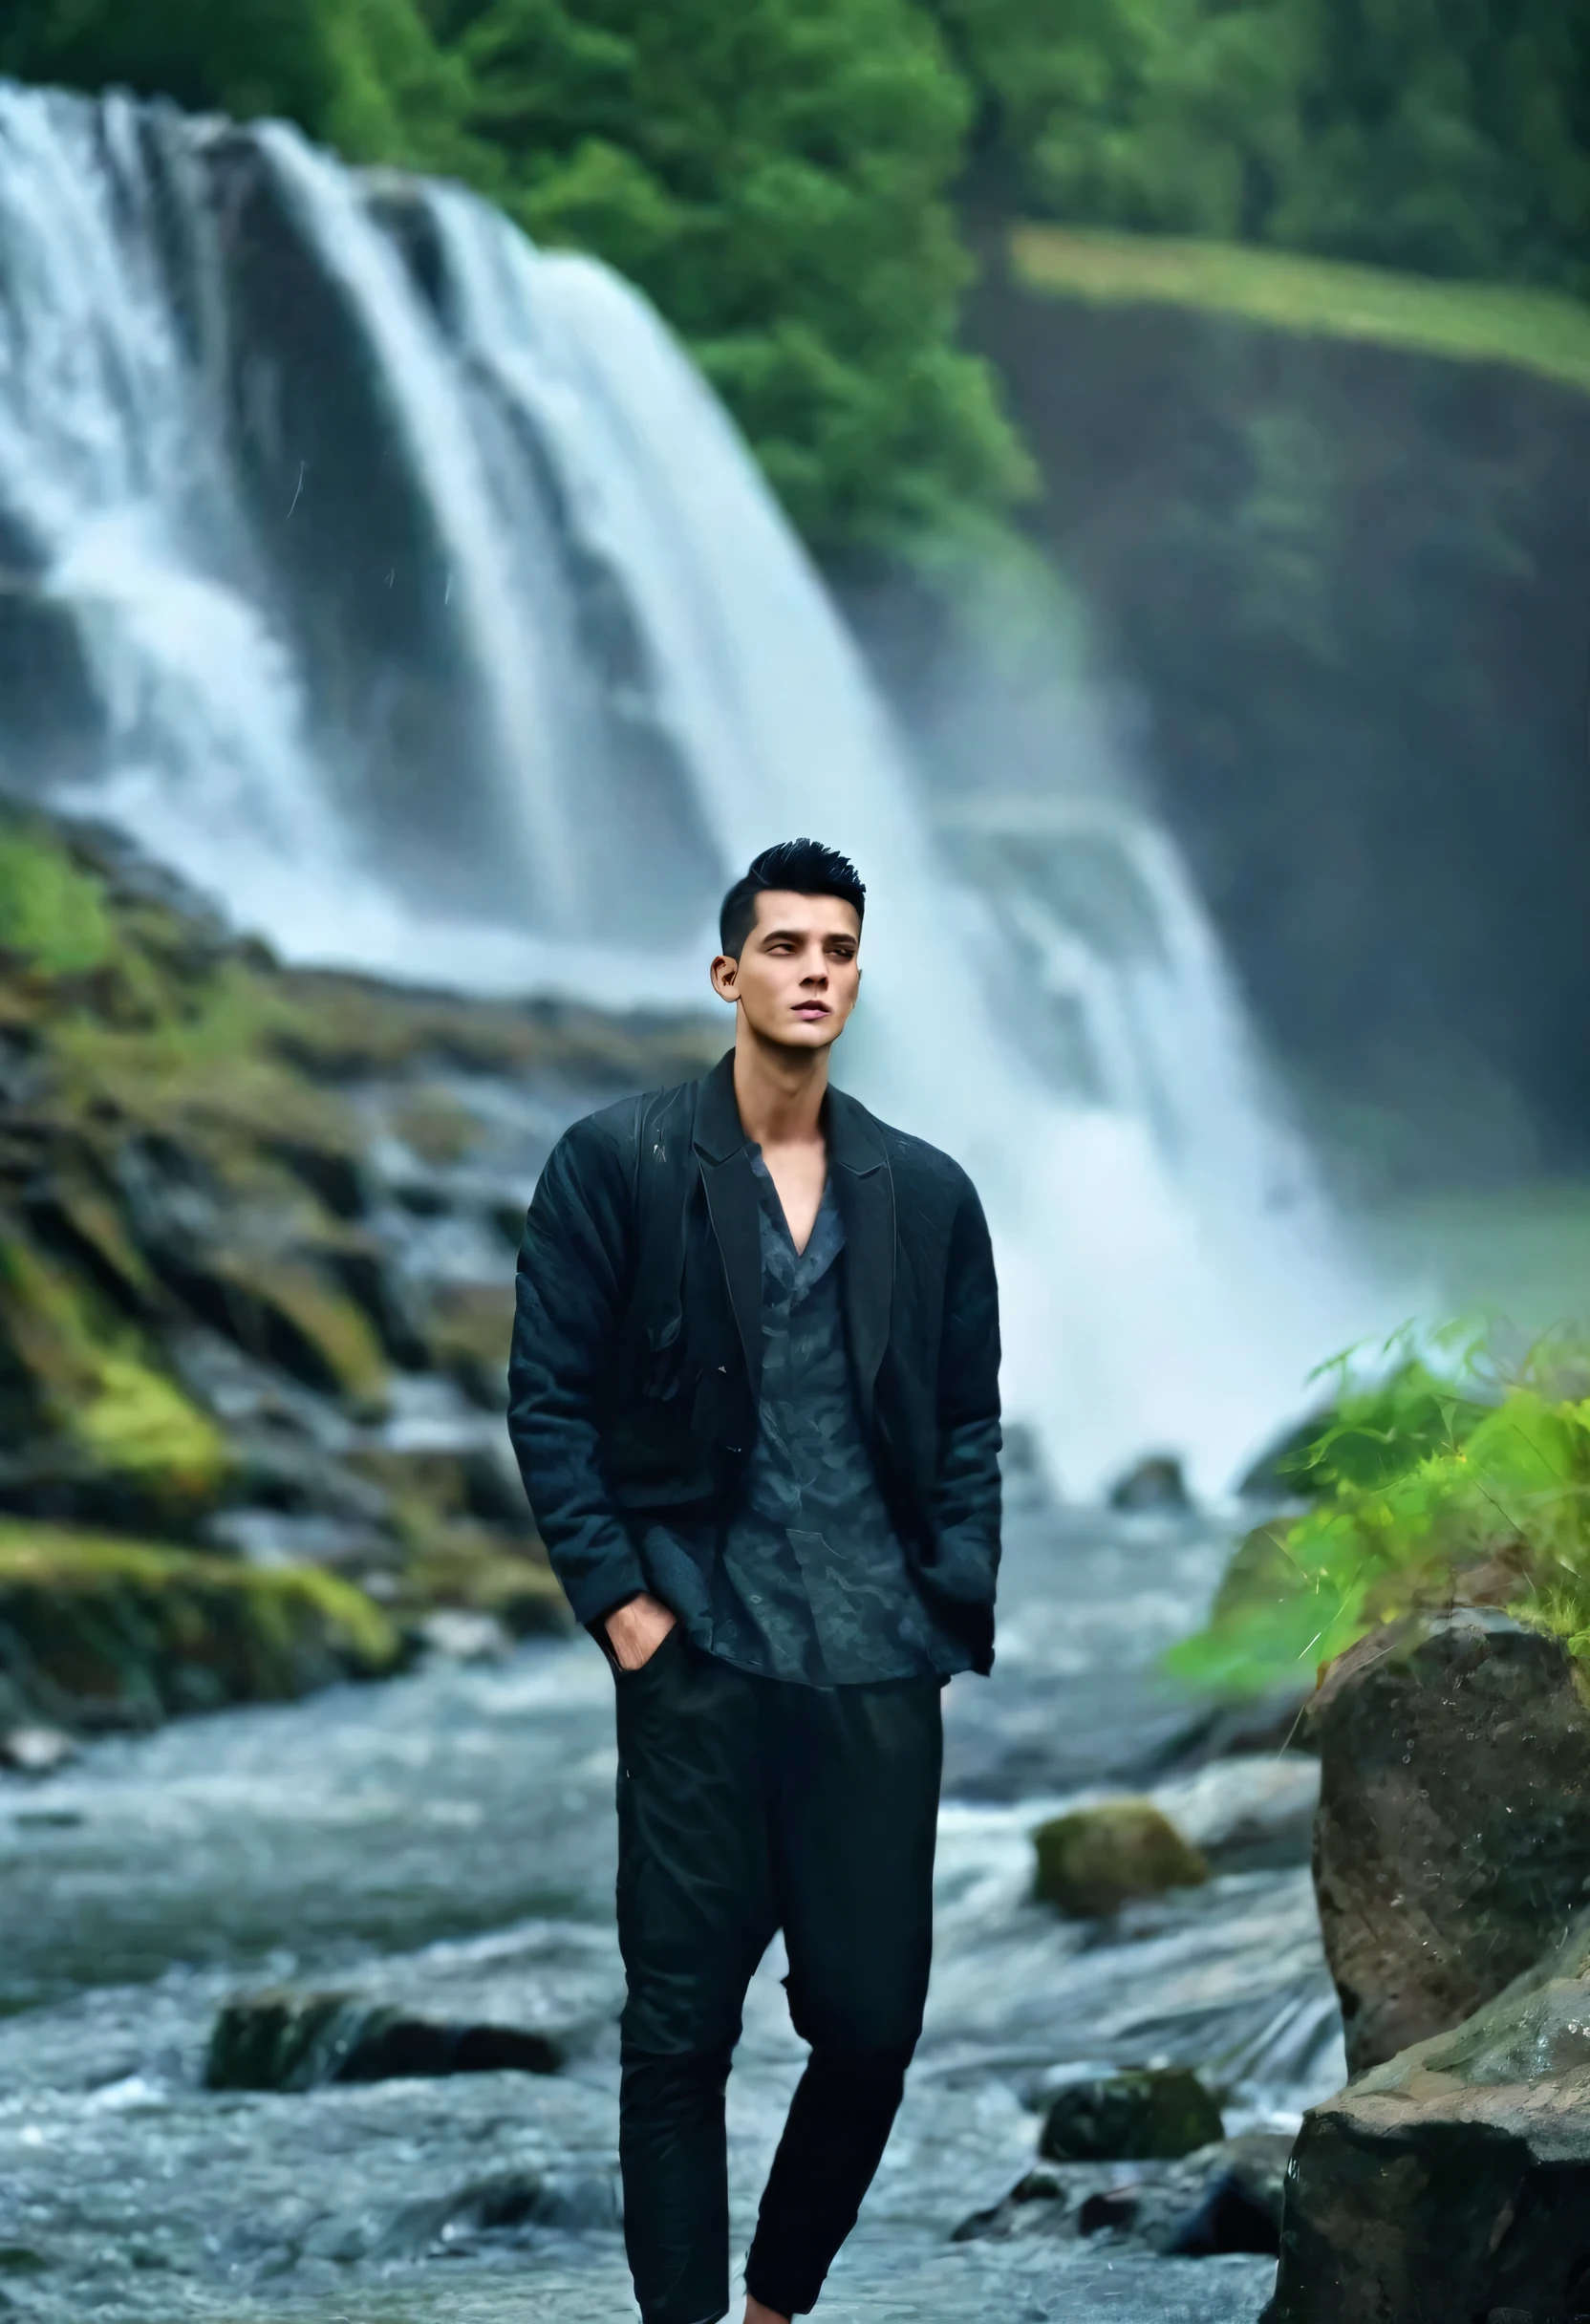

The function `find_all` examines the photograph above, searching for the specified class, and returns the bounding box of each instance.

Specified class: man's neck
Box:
[732,1022,829,1152]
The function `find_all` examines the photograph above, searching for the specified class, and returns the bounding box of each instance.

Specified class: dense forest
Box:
[2,0,1586,558]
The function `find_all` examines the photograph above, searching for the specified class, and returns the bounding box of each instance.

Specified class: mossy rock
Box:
[1039,2068,1225,2163]
[1033,1798,1210,1916]
[206,1989,562,2091]
[0,1523,400,1726]
[0,1236,232,1529]
[400,1532,570,1637]
[167,1251,389,1412]
[422,1280,514,1411]
[385,1088,483,1169]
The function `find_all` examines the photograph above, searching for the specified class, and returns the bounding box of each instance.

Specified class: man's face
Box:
[711,890,861,1052]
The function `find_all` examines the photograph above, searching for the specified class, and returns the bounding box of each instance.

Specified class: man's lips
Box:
[792,1002,829,1018]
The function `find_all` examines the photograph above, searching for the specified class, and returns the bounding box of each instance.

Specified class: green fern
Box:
[1171,1329,1590,1698]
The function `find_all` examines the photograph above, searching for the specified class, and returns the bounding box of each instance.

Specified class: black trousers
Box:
[612,1630,942,2323]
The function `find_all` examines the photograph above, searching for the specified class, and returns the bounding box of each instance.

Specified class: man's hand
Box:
[605,1592,678,1672]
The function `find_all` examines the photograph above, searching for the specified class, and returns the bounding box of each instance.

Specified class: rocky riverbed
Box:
[0,1500,1337,2324]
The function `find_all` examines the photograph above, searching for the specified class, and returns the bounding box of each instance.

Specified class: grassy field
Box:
[1010,225,1590,398]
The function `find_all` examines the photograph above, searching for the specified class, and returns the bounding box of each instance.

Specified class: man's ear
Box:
[710,952,740,1003]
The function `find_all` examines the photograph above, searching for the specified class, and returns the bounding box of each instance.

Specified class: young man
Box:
[507,838,1001,2324]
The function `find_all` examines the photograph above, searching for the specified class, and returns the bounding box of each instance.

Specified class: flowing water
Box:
[0,1499,1333,2323]
[0,80,1391,1495]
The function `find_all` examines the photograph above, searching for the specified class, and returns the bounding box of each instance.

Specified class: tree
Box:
[929,0,1590,292]
[435,0,1032,552]
[0,0,473,171]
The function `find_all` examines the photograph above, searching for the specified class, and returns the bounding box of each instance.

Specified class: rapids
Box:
[0,1502,1329,2323]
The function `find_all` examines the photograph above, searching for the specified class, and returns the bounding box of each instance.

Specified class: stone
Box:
[1307,1608,1590,2076]
[205,1989,564,2091]
[0,1528,399,1728]
[956,2129,1289,2258]
[371,2166,620,2260]
[1039,2067,1224,2163]
[1107,1453,1192,1512]
[1033,1798,1210,1916]
[0,1726,75,1775]
[1269,1910,1590,2321]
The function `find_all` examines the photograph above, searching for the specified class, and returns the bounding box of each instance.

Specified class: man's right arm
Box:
[506,1118,652,1631]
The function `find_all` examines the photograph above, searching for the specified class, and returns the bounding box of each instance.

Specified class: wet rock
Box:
[0,1237,234,1536]
[1108,1454,1192,1512]
[1033,1798,1210,1915]
[205,1988,564,2091]
[958,2130,1289,2259]
[0,1526,399,1729]
[423,1280,514,1412]
[1040,2067,1224,2163]
[0,1726,75,1776]
[371,2166,619,2260]
[1270,1909,1590,2321]
[0,576,107,789]
[149,1246,391,1415]
[1308,1608,1590,2076]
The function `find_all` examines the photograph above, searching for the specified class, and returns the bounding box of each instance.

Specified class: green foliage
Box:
[933,0,1590,294]
[1173,1330,1590,1698]
[0,830,112,974]
[2,0,1029,558]
[0,0,473,171]
[440,0,1032,550]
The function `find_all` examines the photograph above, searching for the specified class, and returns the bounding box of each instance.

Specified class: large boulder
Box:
[1269,1911,1590,2321]
[1308,1609,1590,2076]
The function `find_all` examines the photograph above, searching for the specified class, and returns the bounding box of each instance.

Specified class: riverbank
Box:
[0,1505,1307,2323]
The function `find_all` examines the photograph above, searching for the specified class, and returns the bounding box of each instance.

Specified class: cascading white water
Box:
[0,81,1386,1494]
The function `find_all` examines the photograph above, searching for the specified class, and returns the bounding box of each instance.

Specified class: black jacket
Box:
[507,1053,1002,1672]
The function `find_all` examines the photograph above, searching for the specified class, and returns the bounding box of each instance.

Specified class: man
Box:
[508,838,1001,2324]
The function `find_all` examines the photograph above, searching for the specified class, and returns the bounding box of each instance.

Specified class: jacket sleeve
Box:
[506,1115,650,1629]
[929,1178,1002,1606]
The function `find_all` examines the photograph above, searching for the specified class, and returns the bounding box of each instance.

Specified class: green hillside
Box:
[1010,225,1590,400]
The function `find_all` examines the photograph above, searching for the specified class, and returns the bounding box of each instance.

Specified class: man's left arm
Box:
[929,1180,1002,1604]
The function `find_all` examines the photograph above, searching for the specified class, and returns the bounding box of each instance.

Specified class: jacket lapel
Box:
[693,1054,763,1404]
[827,1087,894,1425]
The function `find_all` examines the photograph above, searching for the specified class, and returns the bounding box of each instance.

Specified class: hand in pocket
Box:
[605,1592,678,1672]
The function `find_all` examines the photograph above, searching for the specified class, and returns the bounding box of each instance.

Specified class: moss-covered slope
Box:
[0,807,718,1722]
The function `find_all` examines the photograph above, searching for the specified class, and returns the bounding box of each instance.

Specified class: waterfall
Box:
[0,81,1383,1495]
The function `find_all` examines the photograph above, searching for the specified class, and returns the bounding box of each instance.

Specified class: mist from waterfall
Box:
[0,82,1386,1496]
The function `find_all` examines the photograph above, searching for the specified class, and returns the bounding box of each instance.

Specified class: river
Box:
[0,1494,1340,2324]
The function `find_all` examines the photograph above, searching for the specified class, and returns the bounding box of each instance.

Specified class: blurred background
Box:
[0,11,1586,2318]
